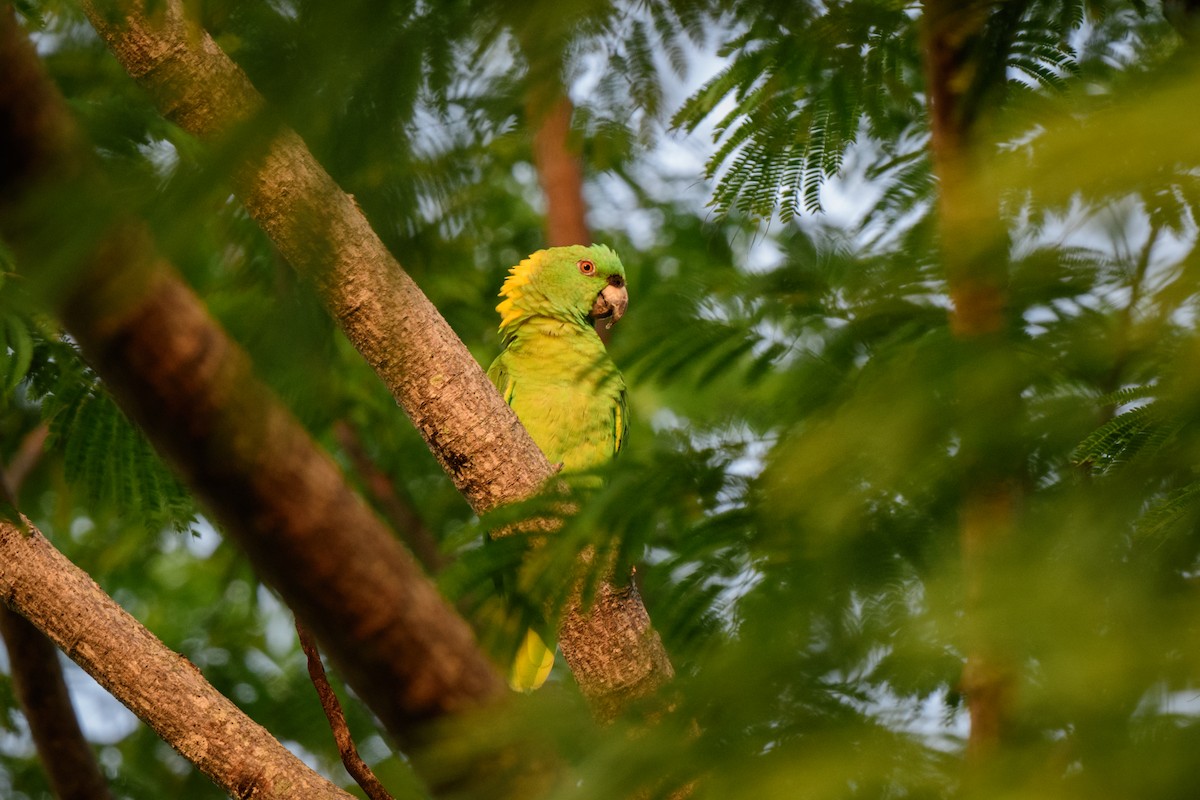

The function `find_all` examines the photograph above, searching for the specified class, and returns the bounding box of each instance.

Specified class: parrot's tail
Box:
[509,628,555,692]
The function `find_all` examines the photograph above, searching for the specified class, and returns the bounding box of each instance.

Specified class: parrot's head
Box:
[496,244,628,339]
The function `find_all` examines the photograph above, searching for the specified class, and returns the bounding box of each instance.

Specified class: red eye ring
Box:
[578,260,596,275]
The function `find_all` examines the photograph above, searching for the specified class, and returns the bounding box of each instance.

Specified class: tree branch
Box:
[79,0,675,716]
[528,93,591,248]
[0,515,356,800]
[558,580,675,721]
[81,0,551,514]
[5,423,48,494]
[334,420,447,575]
[296,620,394,800]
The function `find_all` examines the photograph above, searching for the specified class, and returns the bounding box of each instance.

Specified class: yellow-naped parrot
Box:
[487,244,629,691]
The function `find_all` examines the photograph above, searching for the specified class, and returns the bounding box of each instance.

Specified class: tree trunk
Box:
[0,0,506,751]
[528,94,591,248]
[920,0,1018,762]
[0,517,355,800]
[80,0,675,717]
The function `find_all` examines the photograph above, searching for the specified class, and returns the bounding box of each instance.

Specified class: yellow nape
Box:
[496,297,522,329]
[508,628,555,692]
[495,252,546,331]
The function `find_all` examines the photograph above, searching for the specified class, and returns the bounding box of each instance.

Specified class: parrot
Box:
[487,244,629,691]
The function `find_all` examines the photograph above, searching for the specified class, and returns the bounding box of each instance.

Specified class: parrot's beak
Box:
[591,280,628,329]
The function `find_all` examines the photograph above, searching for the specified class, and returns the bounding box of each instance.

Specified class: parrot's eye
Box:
[578,260,596,276]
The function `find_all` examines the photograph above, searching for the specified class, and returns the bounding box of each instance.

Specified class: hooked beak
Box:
[590,279,628,329]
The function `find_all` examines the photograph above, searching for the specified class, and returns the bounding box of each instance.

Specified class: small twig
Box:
[295,619,394,800]
[7,423,49,493]
[334,420,447,574]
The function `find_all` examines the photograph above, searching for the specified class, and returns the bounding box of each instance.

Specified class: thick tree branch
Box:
[80,0,675,716]
[558,581,674,721]
[0,1,506,752]
[0,517,356,800]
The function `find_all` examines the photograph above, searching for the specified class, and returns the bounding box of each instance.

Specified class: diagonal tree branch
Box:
[0,0,506,752]
[0,515,356,800]
[79,0,674,716]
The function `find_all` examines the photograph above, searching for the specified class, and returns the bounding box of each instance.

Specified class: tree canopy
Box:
[4,0,1200,798]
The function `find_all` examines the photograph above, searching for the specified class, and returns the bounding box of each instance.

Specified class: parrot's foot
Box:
[551,461,565,474]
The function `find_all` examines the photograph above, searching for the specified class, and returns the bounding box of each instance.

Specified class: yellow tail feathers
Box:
[509,628,555,692]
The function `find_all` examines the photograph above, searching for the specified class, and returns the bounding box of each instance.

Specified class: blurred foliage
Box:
[4,1,1200,799]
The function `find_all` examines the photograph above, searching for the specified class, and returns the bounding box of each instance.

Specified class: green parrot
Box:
[487,244,629,691]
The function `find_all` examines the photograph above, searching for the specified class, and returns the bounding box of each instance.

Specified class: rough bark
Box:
[0,1,506,748]
[0,518,355,800]
[921,0,1018,762]
[80,0,675,716]
[0,515,350,796]
[558,581,674,722]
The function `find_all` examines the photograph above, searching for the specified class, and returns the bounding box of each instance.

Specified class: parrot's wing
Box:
[487,355,516,406]
[614,384,628,456]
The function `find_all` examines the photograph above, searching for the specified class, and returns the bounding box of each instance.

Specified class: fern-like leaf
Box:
[42,358,197,534]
